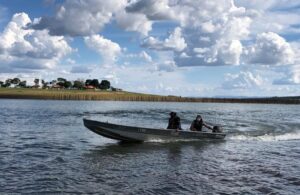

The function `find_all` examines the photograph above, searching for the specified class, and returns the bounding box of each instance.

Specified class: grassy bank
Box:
[0,88,299,104]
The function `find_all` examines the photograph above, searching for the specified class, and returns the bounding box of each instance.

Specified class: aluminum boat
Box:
[83,118,226,142]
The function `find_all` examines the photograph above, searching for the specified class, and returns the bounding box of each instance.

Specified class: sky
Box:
[0,0,300,97]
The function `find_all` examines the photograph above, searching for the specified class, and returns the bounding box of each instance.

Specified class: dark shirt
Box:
[190,119,203,131]
[167,116,182,130]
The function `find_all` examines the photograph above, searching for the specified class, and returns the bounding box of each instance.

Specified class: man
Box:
[167,112,182,130]
[190,115,213,131]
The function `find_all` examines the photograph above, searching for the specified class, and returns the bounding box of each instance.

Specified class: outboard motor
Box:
[212,126,223,133]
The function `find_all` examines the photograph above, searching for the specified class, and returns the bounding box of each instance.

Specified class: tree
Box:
[19,81,27,88]
[34,79,39,86]
[73,80,84,89]
[42,81,49,88]
[90,79,99,88]
[85,79,92,86]
[64,81,72,89]
[50,80,57,85]
[12,78,20,85]
[57,78,66,83]
[57,82,65,87]
[99,80,111,90]
[0,81,3,87]
[5,79,12,85]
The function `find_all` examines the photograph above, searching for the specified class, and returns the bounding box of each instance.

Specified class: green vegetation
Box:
[0,77,299,104]
[0,77,112,90]
[0,88,299,104]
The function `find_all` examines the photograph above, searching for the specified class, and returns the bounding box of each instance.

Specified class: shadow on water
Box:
[83,140,225,165]
[79,140,227,194]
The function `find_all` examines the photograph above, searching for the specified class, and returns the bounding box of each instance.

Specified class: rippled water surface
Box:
[0,100,299,194]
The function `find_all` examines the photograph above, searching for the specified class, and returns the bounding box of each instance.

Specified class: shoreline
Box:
[0,88,299,104]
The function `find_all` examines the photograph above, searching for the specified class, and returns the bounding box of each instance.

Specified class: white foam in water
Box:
[229,131,300,141]
[146,138,200,143]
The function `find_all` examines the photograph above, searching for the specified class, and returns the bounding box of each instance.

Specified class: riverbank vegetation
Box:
[0,88,299,104]
[0,77,118,91]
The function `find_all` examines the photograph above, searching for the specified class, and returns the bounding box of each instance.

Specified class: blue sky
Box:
[0,0,300,97]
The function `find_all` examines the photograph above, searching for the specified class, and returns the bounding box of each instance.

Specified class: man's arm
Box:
[203,122,213,130]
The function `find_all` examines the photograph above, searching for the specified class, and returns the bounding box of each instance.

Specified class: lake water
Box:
[0,100,299,194]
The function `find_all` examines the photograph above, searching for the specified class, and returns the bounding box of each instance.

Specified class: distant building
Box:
[51,85,63,89]
[84,85,96,90]
[9,84,17,88]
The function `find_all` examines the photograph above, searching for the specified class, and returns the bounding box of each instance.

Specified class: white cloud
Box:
[174,1,253,66]
[115,11,152,36]
[245,32,295,65]
[236,1,300,37]
[126,0,299,70]
[235,0,300,11]
[0,12,72,73]
[217,40,243,65]
[31,0,127,36]
[142,27,187,52]
[115,0,175,36]
[140,51,152,62]
[153,60,177,72]
[222,71,264,89]
[134,0,253,66]
[163,27,187,52]
[84,34,121,65]
[125,51,152,62]
[125,0,175,20]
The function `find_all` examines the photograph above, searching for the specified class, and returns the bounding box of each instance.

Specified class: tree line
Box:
[0,77,113,90]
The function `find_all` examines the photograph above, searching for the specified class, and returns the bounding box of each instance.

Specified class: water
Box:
[0,100,299,194]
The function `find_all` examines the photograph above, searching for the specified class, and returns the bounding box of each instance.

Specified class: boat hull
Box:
[83,119,226,142]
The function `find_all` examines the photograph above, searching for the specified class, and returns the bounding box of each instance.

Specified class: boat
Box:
[83,118,226,142]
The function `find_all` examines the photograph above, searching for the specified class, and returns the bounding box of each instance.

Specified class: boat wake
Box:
[228,131,300,141]
[146,138,201,143]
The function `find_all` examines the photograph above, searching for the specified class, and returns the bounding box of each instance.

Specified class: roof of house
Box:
[85,85,95,89]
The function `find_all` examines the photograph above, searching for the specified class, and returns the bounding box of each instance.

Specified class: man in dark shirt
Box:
[190,115,212,131]
[167,112,182,130]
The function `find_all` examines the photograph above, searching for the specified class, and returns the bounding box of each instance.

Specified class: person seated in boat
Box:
[190,115,213,131]
[167,112,182,130]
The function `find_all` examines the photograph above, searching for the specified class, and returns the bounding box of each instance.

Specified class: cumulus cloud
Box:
[84,34,121,64]
[153,60,177,72]
[142,27,187,52]
[235,0,300,11]
[115,11,152,36]
[133,0,253,66]
[0,12,72,73]
[127,0,298,69]
[31,0,127,36]
[125,0,175,20]
[245,32,295,65]
[125,51,152,62]
[222,71,264,89]
[175,1,253,66]
[25,0,299,71]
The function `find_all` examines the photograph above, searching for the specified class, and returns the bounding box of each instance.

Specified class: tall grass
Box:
[0,88,299,104]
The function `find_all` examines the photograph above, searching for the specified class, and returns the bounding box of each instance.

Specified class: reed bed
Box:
[0,88,299,104]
